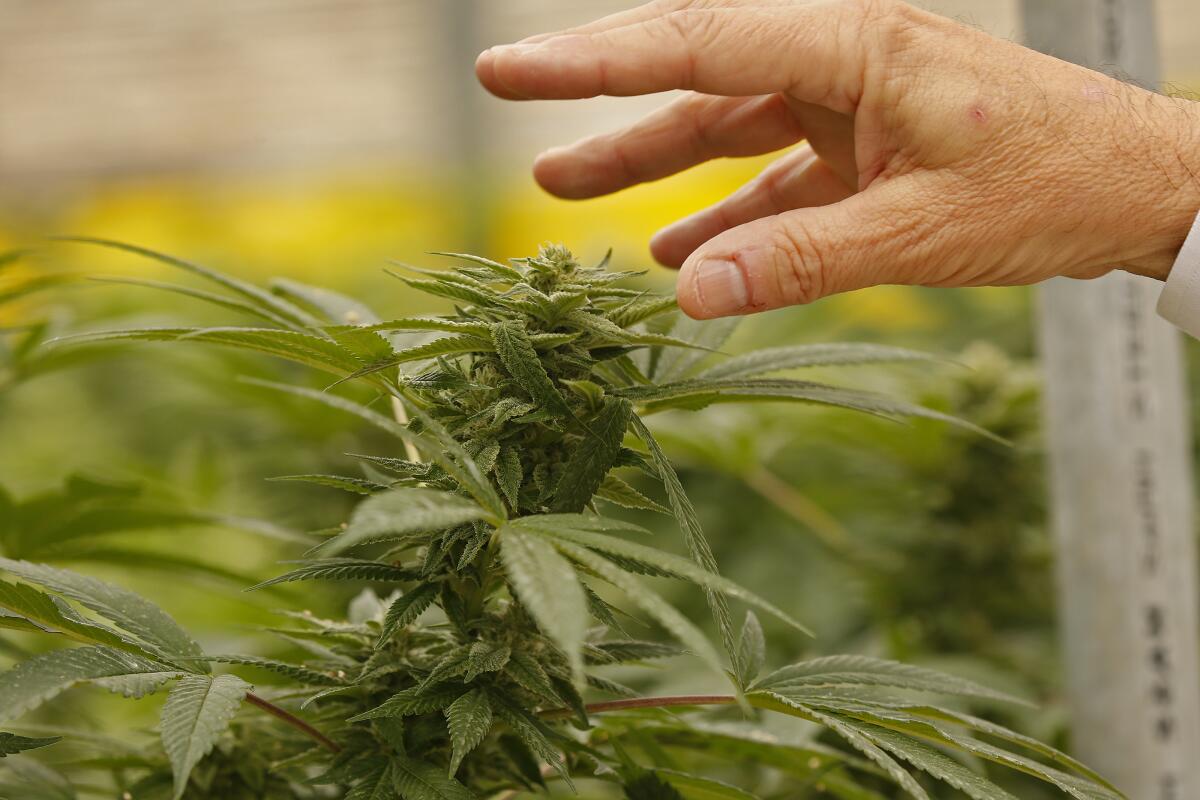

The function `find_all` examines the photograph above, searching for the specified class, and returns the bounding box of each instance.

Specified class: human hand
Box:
[475,0,1200,318]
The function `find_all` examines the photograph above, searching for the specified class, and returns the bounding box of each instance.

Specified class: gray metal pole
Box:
[1021,2,1200,797]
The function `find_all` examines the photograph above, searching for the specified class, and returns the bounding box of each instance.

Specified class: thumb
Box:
[675,180,932,318]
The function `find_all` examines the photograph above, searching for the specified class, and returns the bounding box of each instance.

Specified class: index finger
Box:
[476,4,872,114]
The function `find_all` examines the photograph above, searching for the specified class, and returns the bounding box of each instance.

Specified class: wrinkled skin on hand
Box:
[476,0,1200,318]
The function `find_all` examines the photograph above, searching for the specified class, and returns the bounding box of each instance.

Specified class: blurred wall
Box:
[3,0,1196,184]
[0,0,1197,267]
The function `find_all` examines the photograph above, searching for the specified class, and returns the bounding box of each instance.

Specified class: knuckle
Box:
[844,0,900,26]
[755,164,792,212]
[685,96,722,152]
[657,10,719,89]
[608,138,651,183]
[843,0,910,54]
[661,9,719,44]
[773,222,828,306]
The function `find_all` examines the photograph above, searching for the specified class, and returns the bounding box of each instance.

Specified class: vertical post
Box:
[1021,2,1200,797]
[438,0,490,253]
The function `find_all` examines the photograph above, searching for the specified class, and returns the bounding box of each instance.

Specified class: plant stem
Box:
[390,393,423,463]
[541,694,738,720]
[245,692,341,753]
[743,466,892,570]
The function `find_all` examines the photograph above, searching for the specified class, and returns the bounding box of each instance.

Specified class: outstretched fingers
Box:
[651,146,854,267]
[477,5,870,110]
[533,93,805,200]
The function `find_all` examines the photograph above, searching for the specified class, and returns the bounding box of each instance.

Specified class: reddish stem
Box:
[245,692,341,753]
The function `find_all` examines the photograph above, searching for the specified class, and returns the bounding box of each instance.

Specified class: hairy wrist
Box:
[1121,94,1200,280]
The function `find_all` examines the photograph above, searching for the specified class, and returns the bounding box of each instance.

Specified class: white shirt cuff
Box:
[1157,209,1200,338]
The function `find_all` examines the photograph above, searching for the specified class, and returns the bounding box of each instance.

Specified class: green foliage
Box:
[0,646,181,722]
[0,243,1122,800]
[161,674,251,799]
[0,732,60,758]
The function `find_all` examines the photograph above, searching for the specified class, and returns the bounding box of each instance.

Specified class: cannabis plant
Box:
[0,249,90,393]
[0,240,1121,800]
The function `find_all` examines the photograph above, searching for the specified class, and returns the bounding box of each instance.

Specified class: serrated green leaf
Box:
[588,640,684,664]
[333,334,493,384]
[495,447,522,510]
[392,754,477,800]
[490,320,573,419]
[782,695,1120,799]
[57,237,319,328]
[161,673,250,800]
[0,580,160,660]
[401,406,508,522]
[560,378,606,411]
[0,646,180,722]
[841,722,1017,800]
[504,651,558,701]
[350,684,464,722]
[735,612,765,687]
[324,488,491,555]
[347,761,395,800]
[551,397,632,513]
[503,513,648,536]
[327,323,396,364]
[239,380,506,520]
[337,318,490,338]
[632,415,745,676]
[0,610,47,635]
[754,693,929,800]
[0,732,61,758]
[267,474,389,495]
[400,277,496,308]
[751,655,1027,705]
[595,475,669,514]
[564,309,635,343]
[625,770,686,800]
[550,541,724,682]
[445,689,493,776]
[489,694,572,788]
[0,556,204,662]
[428,251,524,282]
[609,296,679,328]
[248,559,417,591]
[587,674,639,697]
[53,326,363,376]
[514,515,810,635]
[378,584,441,645]
[350,453,431,479]
[500,529,588,687]
[190,655,344,686]
[463,641,511,682]
[698,343,940,381]
[624,379,999,441]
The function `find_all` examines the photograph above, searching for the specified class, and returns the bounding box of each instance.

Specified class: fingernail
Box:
[693,258,749,316]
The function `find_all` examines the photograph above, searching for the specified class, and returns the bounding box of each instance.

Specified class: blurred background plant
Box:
[1,1,1199,797]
